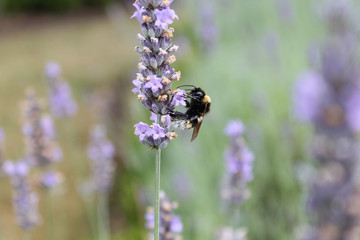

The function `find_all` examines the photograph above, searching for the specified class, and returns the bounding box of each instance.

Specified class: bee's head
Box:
[189,87,205,99]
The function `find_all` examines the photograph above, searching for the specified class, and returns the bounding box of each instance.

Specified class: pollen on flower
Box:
[169,45,179,52]
[136,73,145,81]
[167,132,178,140]
[167,55,176,64]
[137,33,145,41]
[163,0,171,7]
[171,71,181,81]
[162,77,171,84]
[158,94,168,101]
[150,37,159,43]
[138,94,146,100]
[143,47,151,53]
[142,15,152,22]
[159,48,167,55]
[163,29,173,37]
[138,62,147,70]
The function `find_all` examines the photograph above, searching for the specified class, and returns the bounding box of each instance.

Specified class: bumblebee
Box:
[170,85,211,141]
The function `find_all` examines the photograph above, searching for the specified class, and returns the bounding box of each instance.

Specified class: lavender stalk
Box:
[44,61,78,119]
[145,191,183,240]
[218,120,254,240]
[3,160,41,238]
[22,90,63,240]
[293,1,360,238]
[87,125,116,240]
[131,1,183,239]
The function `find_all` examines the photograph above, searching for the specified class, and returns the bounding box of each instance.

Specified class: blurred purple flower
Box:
[294,1,360,238]
[0,127,4,172]
[276,0,296,24]
[40,115,56,139]
[0,127,4,143]
[224,120,245,138]
[22,90,62,166]
[222,120,254,205]
[345,89,360,133]
[199,4,218,52]
[154,7,178,30]
[87,125,116,193]
[170,215,183,233]
[293,71,327,122]
[49,81,78,118]
[44,61,61,79]
[4,161,29,177]
[145,191,183,238]
[225,148,254,182]
[4,160,40,230]
[39,171,62,189]
[45,62,77,119]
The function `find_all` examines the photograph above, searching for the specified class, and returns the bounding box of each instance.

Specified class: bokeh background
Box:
[0,0,352,239]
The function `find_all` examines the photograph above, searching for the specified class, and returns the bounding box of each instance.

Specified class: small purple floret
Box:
[143,75,164,97]
[131,2,145,23]
[154,7,179,30]
[40,171,62,188]
[293,71,327,122]
[134,122,171,149]
[224,120,245,138]
[4,161,29,177]
[45,61,61,79]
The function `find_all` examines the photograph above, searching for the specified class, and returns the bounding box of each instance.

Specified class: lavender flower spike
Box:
[87,125,116,193]
[22,90,62,166]
[44,61,78,118]
[145,191,183,240]
[0,127,5,175]
[3,160,40,230]
[132,2,183,239]
[293,1,360,238]
[222,120,254,205]
[131,0,185,117]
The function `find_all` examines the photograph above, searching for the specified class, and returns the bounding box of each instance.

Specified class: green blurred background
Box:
[0,0,337,239]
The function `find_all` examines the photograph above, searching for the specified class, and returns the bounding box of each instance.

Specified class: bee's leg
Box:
[189,115,199,128]
[169,110,187,119]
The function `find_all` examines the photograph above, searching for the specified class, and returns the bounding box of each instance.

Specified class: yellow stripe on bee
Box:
[186,121,192,129]
[202,95,211,103]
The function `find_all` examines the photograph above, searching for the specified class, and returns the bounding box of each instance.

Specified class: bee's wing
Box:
[190,119,203,142]
[190,102,209,142]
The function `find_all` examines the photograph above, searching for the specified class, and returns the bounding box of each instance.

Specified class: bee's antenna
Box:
[177,84,196,89]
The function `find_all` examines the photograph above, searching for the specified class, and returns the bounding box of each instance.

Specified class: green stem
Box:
[82,194,97,240]
[46,190,55,240]
[230,205,241,229]
[154,114,162,240]
[97,193,111,240]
